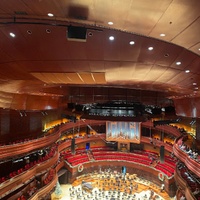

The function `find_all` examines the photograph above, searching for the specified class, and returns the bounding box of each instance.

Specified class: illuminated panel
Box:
[106,121,141,143]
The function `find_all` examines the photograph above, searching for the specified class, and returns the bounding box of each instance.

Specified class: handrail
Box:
[0,120,106,160]
[142,121,181,137]
[0,151,59,198]
[141,136,173,152]
[30,174,58,200]
[0,132,60,160]
[174,167,197,200]
[173,143,200,177]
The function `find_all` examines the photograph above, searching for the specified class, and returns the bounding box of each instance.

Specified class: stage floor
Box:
[51,172,175,200]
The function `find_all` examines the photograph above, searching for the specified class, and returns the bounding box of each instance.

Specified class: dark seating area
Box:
[0,145,57,184]
[178,162,200,199]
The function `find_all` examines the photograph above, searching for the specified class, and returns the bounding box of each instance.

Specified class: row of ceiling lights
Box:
[108,35,193,76]
[8,13,200,93]
[9,12,200,53]
[47,13,166,38]
[9,30,187,70]
[8,30,198,90]
[45,12,200,54]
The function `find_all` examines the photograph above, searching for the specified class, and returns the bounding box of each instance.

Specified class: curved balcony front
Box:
[173,143,200,177]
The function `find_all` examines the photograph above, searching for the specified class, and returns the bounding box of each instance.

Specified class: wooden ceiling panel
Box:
[85,29,105,60]
[149,0,200,42]
[166,71,192,85]
[92,73,106,84]
[71,61,91,72]
[154,43,183,67]
[189,57,200,74]
[0,27,26,61]
[104,62,120,71]
[0,0,32,14]
[143,65,167,82]
[118,34,144,62]
[92,0,132,27]
[171,11,200,48]
[31,73,52,83]
[51,73,70,84]
[103,30,121,61]
[169,49,197,70]
[67,73,84,84]
[66,42,87,60]
[31,72,106,84]
[133,64,152,80]
[137,38,163,64]
[43,73,64,84]
[124,0,172,35]
[23,60,75,72]
[89,61,105,72]
[189,43,200,56]
[155,68,180,84]
[26,0,61,15]
[78,73,94,84]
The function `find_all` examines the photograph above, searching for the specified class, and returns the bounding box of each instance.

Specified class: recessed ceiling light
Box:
[46,29,51,33]
[129,41,135,45]
[109,36,114,41]
[176,61,181,65]
[27,30,32,34]
[195,87,199,90]
[193,82,197,85]
[88,32,93,37]
[160,33,166,37]
[9,32,15,37]
[47,13,54,17]
[185,70,190,73]
[108,21,113,25]
[164,53,169,57]
[148,47,153,51]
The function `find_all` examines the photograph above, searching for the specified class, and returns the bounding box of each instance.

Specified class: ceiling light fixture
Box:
[193,83,197,85]
[27,30,32,34]
[109,36,114,41]
[129,41,135,45]
[46,29,51,33]
[47,13,54,17]
[108,22,113,25]
[164,53,169,57]
[9,32,15,37]
[160,33,166,37]
[185,70,190,73]
[148,47,153,51]
[195,87,199,90]
[176,61,181,65]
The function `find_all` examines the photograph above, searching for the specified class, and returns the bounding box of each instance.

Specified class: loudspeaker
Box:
[71,138,76,155]
[67,26,87,42]
[86,126,90,135]
[68,103,75,109]
[160,146,165,163]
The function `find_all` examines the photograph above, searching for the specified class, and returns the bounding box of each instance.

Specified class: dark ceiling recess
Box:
[67,25,87,42]
[67,5,89,20]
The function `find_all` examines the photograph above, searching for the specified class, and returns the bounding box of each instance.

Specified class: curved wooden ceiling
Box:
[0,0,200,115]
